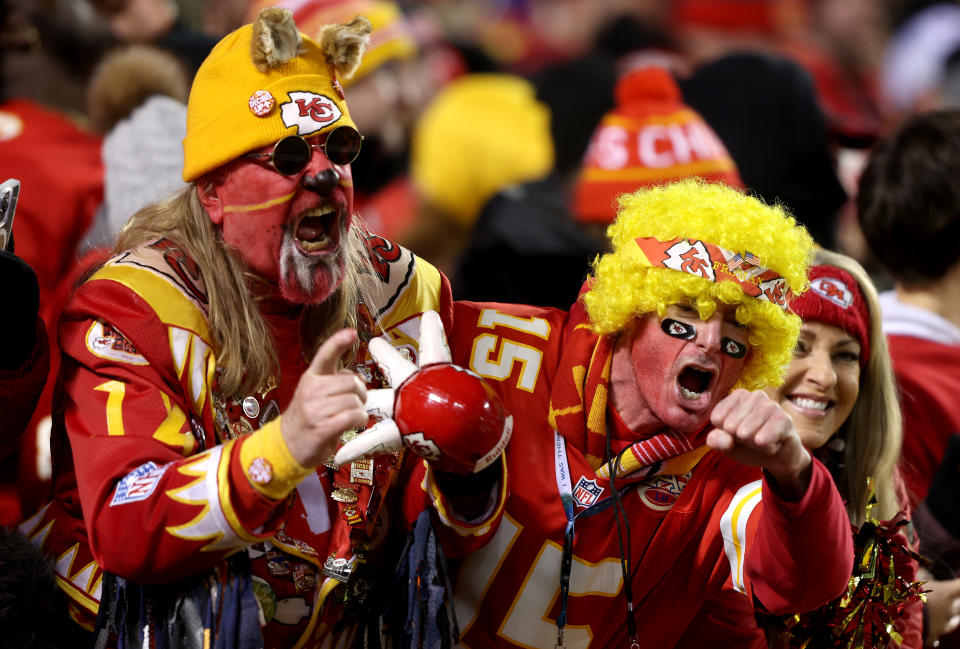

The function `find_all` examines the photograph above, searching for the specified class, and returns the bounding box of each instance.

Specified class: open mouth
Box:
[677,364,716,401]
[787,395,833,413]
[294,204,340,254]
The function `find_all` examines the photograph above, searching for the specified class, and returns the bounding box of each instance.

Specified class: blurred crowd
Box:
[1,0,960,647]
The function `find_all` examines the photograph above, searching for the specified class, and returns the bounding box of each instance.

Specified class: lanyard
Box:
[553,430,576,648]
[553,431,639,649]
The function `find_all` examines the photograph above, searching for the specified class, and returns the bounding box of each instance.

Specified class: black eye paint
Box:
[722,337,747,358]
[661,318,696,340]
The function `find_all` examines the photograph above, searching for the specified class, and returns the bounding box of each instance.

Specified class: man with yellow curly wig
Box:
[442,179,854,648]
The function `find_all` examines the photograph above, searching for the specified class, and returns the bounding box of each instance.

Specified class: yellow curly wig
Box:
[584,179,814,390]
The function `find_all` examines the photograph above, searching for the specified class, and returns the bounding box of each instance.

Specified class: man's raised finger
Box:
[309,328,359,376]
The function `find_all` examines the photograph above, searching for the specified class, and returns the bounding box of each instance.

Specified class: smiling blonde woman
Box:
[759,248,923,648]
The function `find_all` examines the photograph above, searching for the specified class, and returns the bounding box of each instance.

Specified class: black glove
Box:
[0,247,40,370]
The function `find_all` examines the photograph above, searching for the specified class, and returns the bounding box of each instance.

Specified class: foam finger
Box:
[334,418,402,466]
[419,310,452,366]
[365,388,395,419]
[369,337,417,387]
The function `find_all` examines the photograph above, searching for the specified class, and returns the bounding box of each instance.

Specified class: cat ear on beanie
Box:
[250,7,303,72]
[244,0,414,88]
[318,16,373,80]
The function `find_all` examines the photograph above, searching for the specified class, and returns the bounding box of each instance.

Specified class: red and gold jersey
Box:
[445,301,852,649]
[19,234,504,648]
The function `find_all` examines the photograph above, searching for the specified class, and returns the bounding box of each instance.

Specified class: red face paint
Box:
[616,304,750,434]
[202,134,355,305]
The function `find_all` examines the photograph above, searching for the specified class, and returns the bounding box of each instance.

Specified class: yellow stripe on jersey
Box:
[720,479,763,594]
[377,254,443,332]
[94,381,126,436]
[154,393,194,454]
[89,262,212,343]
[238,417,313,501]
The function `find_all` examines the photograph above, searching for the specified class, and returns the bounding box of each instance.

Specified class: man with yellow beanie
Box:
[21,8,506,648]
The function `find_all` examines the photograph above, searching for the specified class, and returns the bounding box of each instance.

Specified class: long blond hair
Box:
[812,249,903,527]
[114,185,369,399]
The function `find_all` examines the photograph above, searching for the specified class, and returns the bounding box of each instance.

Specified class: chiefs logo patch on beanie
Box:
[280,92,343,134]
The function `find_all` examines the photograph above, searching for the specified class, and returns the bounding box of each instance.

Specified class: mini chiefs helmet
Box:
[335,311,512,474]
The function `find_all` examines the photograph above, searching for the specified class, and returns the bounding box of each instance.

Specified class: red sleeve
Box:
[888,338,960,508]
[59,279,299,583]
[747,458,854,614]
[673,587,766,649]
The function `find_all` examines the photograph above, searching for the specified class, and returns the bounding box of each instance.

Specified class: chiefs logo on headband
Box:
[627,237,792,309]
[810,277,854,309]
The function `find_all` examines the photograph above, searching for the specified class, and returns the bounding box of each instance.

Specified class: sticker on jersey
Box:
[361,233,417,319]
[573,476,603,508]
[258,400,280,427]
[87,321,149,365]
[350,459,374,485]
[810,277,854,309]
[251,577,278,623]
[662,239,716,282]
[241,396,260,419]
[110,461,169,506]
[280,91,342,135]
[638,473,691,511]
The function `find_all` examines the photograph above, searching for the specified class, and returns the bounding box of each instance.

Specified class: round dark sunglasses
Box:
[245,126,364,175]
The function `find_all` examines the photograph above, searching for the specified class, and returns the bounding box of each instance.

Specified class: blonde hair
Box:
[584,179,814,390]
[810,249,903,527]
[115,186,368,399]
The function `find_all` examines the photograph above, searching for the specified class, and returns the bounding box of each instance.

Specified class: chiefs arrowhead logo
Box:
[280,91,342,135]
[663,239,716,282]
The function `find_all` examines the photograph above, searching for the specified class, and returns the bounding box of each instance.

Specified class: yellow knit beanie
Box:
[183,8,370,182]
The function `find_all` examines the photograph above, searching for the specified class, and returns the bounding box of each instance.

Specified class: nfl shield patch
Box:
[573,476,603,508]
[110,461,169,506]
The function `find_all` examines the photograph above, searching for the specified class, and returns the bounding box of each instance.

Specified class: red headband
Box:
[789,265,871,367]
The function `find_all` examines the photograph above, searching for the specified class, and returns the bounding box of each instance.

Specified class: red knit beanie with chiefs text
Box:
[573,65,742,225]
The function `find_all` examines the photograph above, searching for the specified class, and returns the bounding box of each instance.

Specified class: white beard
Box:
[278,230,342,304]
